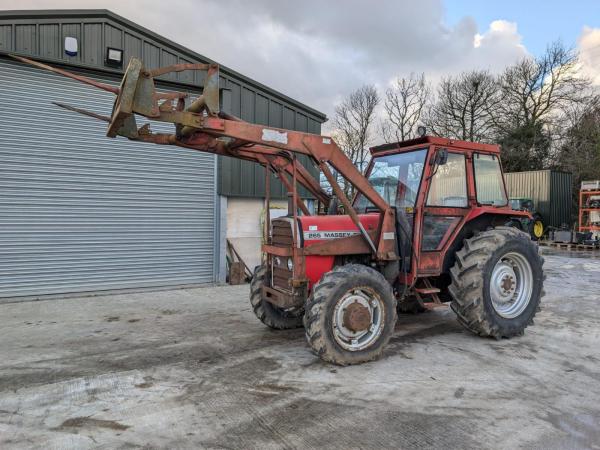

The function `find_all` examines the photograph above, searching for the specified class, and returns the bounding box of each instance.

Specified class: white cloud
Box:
[578,26,600,85]
[2,0,529,126]
[438,19,527,76]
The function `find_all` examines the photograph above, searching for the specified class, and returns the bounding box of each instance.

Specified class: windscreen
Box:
[354,148,427,212]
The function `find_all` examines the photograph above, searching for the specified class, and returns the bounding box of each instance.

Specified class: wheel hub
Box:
[343,301,371,332]
[501,275,515,294]
[491,262,517,304]
[490,252,534,319]
[332,288,385,352]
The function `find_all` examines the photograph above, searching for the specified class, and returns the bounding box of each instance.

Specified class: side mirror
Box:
[431,148,448,166]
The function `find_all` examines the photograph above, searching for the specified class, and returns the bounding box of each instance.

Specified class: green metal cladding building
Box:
[0,9,326,300]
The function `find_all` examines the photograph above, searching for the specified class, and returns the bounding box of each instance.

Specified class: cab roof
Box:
[370,136,500,155]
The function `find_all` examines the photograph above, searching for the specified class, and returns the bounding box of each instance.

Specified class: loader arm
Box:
[11,55,397,260]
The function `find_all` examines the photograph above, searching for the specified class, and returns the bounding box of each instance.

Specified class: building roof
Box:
[0,9,327,122]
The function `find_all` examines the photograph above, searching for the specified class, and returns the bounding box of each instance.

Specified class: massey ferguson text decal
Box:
[304,230,360,240]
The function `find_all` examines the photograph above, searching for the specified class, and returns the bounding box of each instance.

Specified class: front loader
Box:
[11,55,544,365]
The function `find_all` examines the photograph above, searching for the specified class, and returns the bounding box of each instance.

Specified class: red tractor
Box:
[14,55,544,365]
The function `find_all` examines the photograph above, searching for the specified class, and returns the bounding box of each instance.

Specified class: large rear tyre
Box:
[449,227,544,338]
[304,265,397,365]
[250,265,304,330]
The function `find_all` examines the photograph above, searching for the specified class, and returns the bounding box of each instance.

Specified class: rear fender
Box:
[441,211,530,273]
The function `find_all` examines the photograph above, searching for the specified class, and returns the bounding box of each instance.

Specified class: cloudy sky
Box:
[3,0,600,125]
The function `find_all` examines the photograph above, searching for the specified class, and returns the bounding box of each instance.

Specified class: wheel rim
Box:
[490,252,533,319]
[332,287,385,351]
[533,221,544,238]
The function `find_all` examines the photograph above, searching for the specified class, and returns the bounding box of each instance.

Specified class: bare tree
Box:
[548,93,600,157]
[498,41,589,131]
[425,70,501,142]
[332,84,380,197]
[497,41,592,170]
[381,73,430,142]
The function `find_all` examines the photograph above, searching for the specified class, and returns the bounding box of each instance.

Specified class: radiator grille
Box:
[270,219,293,291]
[271,219,294,247]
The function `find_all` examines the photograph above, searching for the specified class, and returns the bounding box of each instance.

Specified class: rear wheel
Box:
[250,265,304,330]
[529,215,544,240]
[304,265,397,365]
[449,227,544,338]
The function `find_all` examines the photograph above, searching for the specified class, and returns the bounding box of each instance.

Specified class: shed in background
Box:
[504,170,573,228]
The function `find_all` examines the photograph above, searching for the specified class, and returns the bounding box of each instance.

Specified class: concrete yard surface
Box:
[0,249,599,449]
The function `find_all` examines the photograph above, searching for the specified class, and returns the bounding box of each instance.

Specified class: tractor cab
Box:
[354,137,518,279]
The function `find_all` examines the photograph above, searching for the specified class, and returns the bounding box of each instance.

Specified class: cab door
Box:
[417,149,470,275]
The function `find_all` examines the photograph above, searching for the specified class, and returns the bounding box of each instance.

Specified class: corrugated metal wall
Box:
[218,77,321,199]
[505,170,573,228]
[0,58,217,298]
[548,171,574,226]
[0,11,325,200]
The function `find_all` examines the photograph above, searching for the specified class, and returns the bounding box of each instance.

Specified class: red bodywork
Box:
[367,138,530,283]
[300,214,380,286]
[266,137,531,296]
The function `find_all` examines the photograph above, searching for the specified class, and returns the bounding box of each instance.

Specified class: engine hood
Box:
[298,213,380,247]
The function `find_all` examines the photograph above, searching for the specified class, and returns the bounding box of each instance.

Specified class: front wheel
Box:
[449,227,544,338]
[250,265,304,330]
[304,264,397,365]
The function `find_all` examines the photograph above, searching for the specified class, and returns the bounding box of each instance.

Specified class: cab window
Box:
[473,153,507,206]
[426,153,467,207]
[354,148,427,212]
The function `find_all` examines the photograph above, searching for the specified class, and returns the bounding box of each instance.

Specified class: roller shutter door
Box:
[0,58,216,298]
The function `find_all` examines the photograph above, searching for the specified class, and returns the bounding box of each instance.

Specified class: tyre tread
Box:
[304,264,397,366]
[250,265,303,330]
[448,227,543,338]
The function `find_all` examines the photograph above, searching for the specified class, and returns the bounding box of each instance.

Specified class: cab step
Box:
[414,279,442,304]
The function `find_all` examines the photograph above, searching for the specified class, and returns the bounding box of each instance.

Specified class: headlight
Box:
[287,258,293,271]
[274,257,281,266]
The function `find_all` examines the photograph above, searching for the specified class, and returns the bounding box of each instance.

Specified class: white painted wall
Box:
[226,197,288,272]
